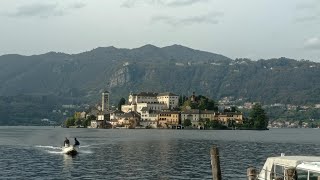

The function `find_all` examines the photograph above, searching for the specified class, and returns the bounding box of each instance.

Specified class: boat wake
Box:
[35,145,93,154]
[35,145,63,154]
[35,145,62,150]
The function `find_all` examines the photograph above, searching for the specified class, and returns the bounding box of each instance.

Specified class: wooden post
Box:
[210,146,222,180]
[247,167,257,180]
[285,167,296,180]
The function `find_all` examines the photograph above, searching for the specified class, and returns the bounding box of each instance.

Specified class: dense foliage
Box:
[182,95,218,111]
[246,104,268,129]
[118,98,126,110]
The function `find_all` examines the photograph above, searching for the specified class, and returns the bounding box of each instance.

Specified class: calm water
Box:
[1,127,320,180]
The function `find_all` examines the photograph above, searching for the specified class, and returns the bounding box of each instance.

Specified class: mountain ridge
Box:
[0,44,319,106]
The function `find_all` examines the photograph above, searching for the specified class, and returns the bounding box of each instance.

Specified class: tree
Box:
[118,97,126,110]
[183,119,192,127]
[249,104,268,129]
[75,119,82,126]
[65,117,75,127]
[179,95,187,106]
[204,119,228,129]
[182,95,218,111]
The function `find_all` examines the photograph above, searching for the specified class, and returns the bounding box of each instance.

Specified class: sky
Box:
[0,0,319,61]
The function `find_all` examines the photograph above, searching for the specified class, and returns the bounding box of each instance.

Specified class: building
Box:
[158,111,180,128]
[156,92,179,109]
[110,110,125,121]
[116,111,141,129]
[126,92,179,111]
[140,107,159,128]
[199,110,216,121]
[181,109,200,127]
[214,112,243,125]
[89,112,111,128]
[102,91,110,112]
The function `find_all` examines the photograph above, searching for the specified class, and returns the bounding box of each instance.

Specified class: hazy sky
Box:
[0,0,319,61]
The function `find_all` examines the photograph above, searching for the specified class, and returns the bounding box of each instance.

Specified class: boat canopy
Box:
[258,156,320,180]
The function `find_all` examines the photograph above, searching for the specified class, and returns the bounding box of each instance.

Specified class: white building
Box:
[157,92,179,109]
[140,107,159,128]
[126,92,179,110]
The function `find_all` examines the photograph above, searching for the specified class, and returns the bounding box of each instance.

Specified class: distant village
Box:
[57,91,320,129]
[64,91,244,129]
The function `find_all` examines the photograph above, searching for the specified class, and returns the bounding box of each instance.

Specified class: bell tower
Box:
[102,91,110,112]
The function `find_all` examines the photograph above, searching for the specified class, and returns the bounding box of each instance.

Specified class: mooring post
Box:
[285,167,296,180]
[210,145,222,180]
[247,167,257,180]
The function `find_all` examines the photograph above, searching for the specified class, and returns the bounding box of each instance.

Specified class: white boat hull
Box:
[63,145,78,155]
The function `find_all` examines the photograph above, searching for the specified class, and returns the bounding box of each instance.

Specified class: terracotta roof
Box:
[159,111,180,114]
[182,109,200,114]
[200,110,216,114]
[130,92,178,97]
[157,92,178,96]
[137,92,158,97]
[140,107,149,111]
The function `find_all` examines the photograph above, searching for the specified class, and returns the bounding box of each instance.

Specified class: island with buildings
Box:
[64,91,250,130]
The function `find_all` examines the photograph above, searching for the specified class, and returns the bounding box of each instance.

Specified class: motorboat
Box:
[62,145,78,156]
[257,155,320,180]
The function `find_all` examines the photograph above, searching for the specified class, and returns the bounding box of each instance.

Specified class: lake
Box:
[0,127,320,179]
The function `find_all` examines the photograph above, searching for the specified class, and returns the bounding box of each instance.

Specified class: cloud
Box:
[295,1,320,22]
[164,0,209,7]
[296,2,317,10]
[295,15,319,22]
[68,2,86,9]
[304,37,320,50]
[3,1,86,18]
[121,0,208,8]
[151,12,223,26]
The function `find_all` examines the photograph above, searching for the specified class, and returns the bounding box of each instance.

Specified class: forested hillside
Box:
[0,44,319,124]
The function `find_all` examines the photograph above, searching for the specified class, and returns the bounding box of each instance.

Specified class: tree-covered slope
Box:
[0,44,319,106]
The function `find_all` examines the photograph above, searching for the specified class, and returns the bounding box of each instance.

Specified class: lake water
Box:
[1,127,320,180]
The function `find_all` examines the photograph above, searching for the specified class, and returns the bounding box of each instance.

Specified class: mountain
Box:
[1,44,320,124]
[0,44,231,102]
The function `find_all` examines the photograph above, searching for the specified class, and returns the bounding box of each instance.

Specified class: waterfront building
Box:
[110,110,125,121]
[140,107,158,128]
[199,110,216,121]
[214,112,243,125]
[90,119,104,128]
[181,109,200,127]
[158,111,180,128]
[116,111,141,129]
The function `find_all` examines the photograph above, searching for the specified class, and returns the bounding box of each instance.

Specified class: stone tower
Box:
[102,91,110,112]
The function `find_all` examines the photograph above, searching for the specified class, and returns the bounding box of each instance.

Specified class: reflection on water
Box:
[0,127,320,179]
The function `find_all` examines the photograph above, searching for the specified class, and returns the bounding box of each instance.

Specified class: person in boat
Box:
[74,138,80,147]
[64,137,70,147]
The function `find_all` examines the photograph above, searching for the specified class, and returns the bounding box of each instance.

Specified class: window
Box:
[308,171,320,180]
[274,165,284,179]
[296,169,308,180]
